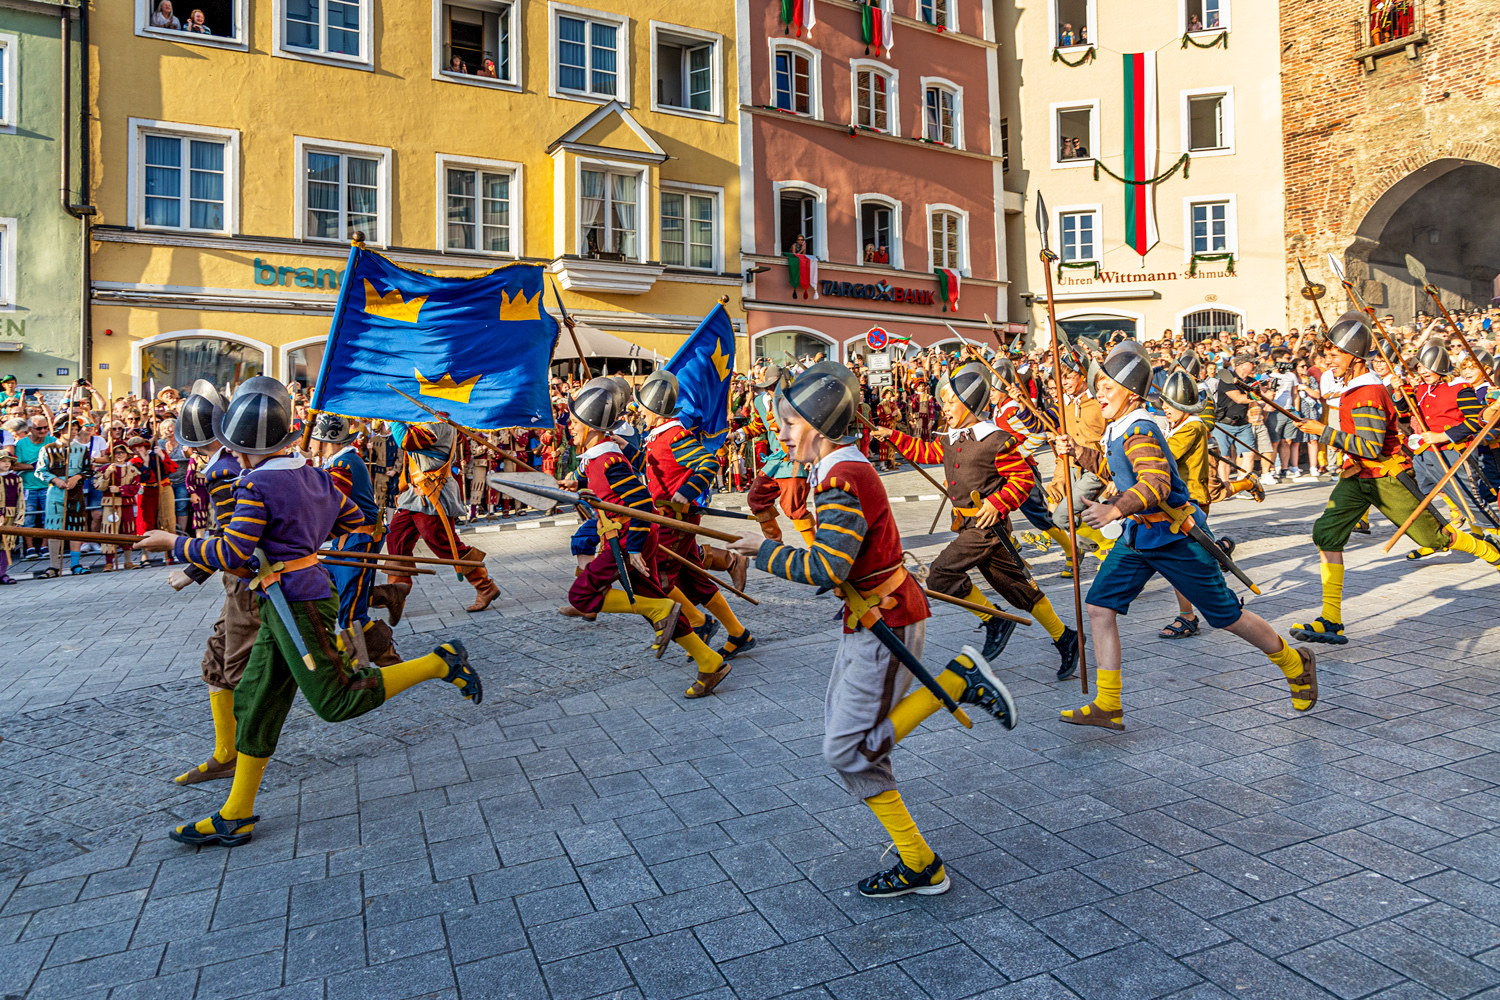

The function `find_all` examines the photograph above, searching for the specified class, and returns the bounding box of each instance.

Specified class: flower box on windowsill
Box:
[587,250,627,262]
[552,256,666,294]
[1355,30,1426,69]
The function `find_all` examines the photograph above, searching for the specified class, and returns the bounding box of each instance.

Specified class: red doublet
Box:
[1339,382,1404,478]
[823,460,929,632]
[1412,382,1466,433]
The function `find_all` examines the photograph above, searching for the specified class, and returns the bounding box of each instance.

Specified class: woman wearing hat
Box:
[1057,343,1318,729]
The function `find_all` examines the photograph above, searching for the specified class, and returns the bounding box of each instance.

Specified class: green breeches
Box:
[234,596,387,758]
[1311,475,1449,553]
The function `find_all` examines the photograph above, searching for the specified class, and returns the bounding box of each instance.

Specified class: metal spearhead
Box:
[1035,192,1050,253]
[1296,257,1326,302]
[1405,253,1429,286]
[550,279,575,329]
[1326,253,1348,285]
[1327,254,1369,311]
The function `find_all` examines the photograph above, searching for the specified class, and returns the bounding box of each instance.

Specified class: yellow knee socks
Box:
[675,632,724,673]
[792,518,816,546]
[889,661,967,742]
[1045,525,1076,562]
[1448,528,1500,565]
[1029,596,1068,640]
[668,588,707,628]
[1320,562,1345,623]
[379,649,449,698]
[1267,638,1304,680]
[704,592,745,637]
[601,588,674,620]
[864,789,937,872]
[175,688,239,783]
[962,585,997,622]
[180,753,269,836]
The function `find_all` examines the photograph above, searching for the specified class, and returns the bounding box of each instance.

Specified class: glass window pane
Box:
[481,172,510,253]
[774,53,791,110]
[327,0,359,53]
[286,0,319,49]
[611,173,637,257]
[446,169,475,249]
[306,151,341,239]
[688,45,711,111]
[661,192,684,266]
[689,195,714,269]
[346,155,379,234]
[558,17,586,91]
[590,21,617,95]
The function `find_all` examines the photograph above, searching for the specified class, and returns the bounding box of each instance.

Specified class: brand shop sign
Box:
[816,279,937,306]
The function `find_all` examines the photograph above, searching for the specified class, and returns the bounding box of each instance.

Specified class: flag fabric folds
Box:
[1122,51,1159,256]
[664,303,736,450]
[934,268,961,312]
[308,245,559,430]
[786,253,819,299]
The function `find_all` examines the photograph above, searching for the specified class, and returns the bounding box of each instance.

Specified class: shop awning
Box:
[551,322,664,365]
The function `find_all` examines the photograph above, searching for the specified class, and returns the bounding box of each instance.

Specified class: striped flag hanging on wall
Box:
[934,268,961,312]
[1122,51,1158,256]
[860,0,893,56]
[785,253,819,298]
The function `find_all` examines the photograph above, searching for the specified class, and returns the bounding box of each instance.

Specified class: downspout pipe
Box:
[60,4,96,385]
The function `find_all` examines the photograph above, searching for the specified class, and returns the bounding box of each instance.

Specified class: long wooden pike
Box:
[1383,407,1500,553]
[552,279,592,380]
[489,477,743,543]
[1405,253,1499,383]
[854,411,949,497]
[1036,191,1090,695]
[320,557,436,576]
[655,545,760,605]
[924,587,1033,626]
[946,322,1056,432]
[309,547,484,570]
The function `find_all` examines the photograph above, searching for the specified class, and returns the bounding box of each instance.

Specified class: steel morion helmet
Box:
[570,377,621,433]
[310,412,358,445]
[175,378,226,448]
[1097,341,1155,399]
[1177,351,1202,379]
[1323,311,1373,358]
[1417,339,1453,375]
[1159,371,1206,414]
[635,370,680,418]
[213,375,301,455]
[752,364,784,391]
[1467,346,1496,373]
[777,362,861,444]
[944,362,992,417]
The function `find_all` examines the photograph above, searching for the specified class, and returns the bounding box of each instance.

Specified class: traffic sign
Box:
[866,327,889,350]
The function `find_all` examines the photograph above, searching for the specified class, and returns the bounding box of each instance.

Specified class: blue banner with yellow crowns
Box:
[664,302,736,450]
[309,245,560,430]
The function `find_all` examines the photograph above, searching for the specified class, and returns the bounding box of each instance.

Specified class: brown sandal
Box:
[174,756,238,785]
[1059,703,1125,730]
[685,663,731,699]
[652,602,683,659]
[1288,646,1318,711]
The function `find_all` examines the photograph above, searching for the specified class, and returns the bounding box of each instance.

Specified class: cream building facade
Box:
[998,0,1286,344]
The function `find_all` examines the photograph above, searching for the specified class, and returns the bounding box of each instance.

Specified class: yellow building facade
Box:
[89,0,743,396]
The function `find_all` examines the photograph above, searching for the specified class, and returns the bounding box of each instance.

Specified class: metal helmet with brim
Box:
[1323,311,1373,358]
[776,362,861,444]
[1417,339,1453,375]
[1159,370,1206,414]
[571,377,622,433]
[213,375,301,455]
[636,370,680,418]
[945,362,992,417]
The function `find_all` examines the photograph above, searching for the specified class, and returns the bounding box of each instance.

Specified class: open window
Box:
[1052,0,1094,48]
[1052,102,1097,167]
[653,24,719,116]
[438,0,516,85]
[857,197,898,267]
[1184,89,1233,155]
[1183,0,1228,32]
[917,0,953,31]
[779,190,819,256]
[140,0,244,46]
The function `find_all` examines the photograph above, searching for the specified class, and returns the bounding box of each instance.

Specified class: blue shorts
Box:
[1085,534,1244,629]
[1211,423,1256,455]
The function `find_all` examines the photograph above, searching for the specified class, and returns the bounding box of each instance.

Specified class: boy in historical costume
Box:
[555,378,727,687]
[873,362,1082,676]
[1290,314,1500,645]
[1401,340,1492,553]
[0,452,21,584]
[36,422,94,578]
[94,442,142,571]
[384,419,500,612]
[134,377,482,846]
[464,432,494,521]
[743,365,814,543]
[635,371,756,674]
[129,434,177,564]
[1156,370,1217,639]
[1057,342,1319,729]
[874,388,902,470]
[731,363,1019,897]
[308,413,402,667]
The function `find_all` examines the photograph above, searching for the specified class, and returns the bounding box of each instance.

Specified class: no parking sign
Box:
[866,327,889,351]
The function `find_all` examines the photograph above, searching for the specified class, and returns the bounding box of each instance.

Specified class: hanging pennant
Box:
[934,268,961,312]
[860,0,894,56]
[1121,51,1159,256]
[780,0,816,36]
[786,253,819,299]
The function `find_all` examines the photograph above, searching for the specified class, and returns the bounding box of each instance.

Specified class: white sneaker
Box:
[1260,473,1278,486]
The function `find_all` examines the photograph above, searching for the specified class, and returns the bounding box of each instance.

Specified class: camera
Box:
[1275,360,1295,373]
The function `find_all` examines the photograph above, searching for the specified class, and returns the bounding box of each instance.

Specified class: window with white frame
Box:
[924,85,958,145]
[1188,199,1232,254]
[855,67,892,132]
[133,123,237,233]
[859,201,894,265]
[284,0,365,59]
[444,163,516,254]
[1053,0,1093,46]
[930,210,962,270]
[142,0,241,42]
[1060,210,1098,261]
[1186,91,1230,152]
[660,189,716,269]
[773,46,812,115]
[779,191,818,255]
[580,167,640,259]
[654,26,717,114]
[1000,117,1010,172]
[1184,0,1227,32]
[301,142,386,243]
[918,0,952,30]
[0,218,14,306]
[0,33,15,133]
[556,9,623,99]
[440,1,514,82]
[1054,103,1096,165]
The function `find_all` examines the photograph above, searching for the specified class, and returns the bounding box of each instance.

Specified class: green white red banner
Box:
[934,268,960,312]
[1122,51,1158,256]
[860,0,893,56]
[785,253,819,298]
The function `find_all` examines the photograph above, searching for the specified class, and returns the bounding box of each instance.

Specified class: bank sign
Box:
[808,278,938,307]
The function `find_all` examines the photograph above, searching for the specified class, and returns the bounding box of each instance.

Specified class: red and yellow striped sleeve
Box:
[985,439,1034,515]
[1109,429,1173,518]
[888,430,944,466]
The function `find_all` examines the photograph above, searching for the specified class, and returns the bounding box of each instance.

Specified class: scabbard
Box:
[259,581,318,671]
[1395,470,1450,529]
[1180,519,1262,595]
[866,618,973,730]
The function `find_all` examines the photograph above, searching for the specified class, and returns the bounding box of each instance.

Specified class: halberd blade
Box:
[1405,253,1428,284]
[1327,254,1347,283]
[1035,192,1051,251]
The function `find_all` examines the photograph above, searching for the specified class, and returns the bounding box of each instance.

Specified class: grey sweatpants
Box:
[823,619,927,800]
[1050,469,1105,527]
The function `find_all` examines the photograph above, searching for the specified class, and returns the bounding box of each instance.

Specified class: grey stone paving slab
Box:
[0,473,1497,998]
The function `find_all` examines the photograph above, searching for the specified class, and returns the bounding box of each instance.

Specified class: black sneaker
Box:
[946,645,1018,730]
[695,619,721,648]
[858,855,951,897]
[436,641,483,703]
[1054,626,1082,681]
[981,616,1018,661]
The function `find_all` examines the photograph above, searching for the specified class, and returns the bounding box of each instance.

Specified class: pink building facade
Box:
[738,0,1013,363]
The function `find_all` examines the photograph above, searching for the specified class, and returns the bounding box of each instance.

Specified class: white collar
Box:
[1101,406,1155,447]
[944,420,999,444]
[328,445,358,466]
[581,441,623,464]
[646,419,682,443]
[254,454,307,472]
[203,446,228,469]
[814,445,870,485]
[1343,371,1385,392]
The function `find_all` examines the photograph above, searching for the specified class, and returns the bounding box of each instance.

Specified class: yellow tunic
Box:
[1168,416,1211,507]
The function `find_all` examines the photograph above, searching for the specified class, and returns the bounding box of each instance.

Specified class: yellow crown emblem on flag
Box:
[364,280,427,324]
[499,287,541,323]
[415,368,481,404]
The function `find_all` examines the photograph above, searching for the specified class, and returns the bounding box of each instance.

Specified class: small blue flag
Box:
[309,246,559,430]
[664,303,735,450]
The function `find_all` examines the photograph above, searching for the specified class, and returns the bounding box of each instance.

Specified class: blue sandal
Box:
[169,811,258,848]
[436,640,482,704]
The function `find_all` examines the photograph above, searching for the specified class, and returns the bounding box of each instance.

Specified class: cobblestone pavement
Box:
[1,467,1498,1000]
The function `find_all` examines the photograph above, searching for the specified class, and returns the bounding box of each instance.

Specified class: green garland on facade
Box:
[1180,31,1228,49]
[1092,152,1191,186]
[1051,45,1096,66]
[1188,252,1235,276]
[1056,260,1102,280]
